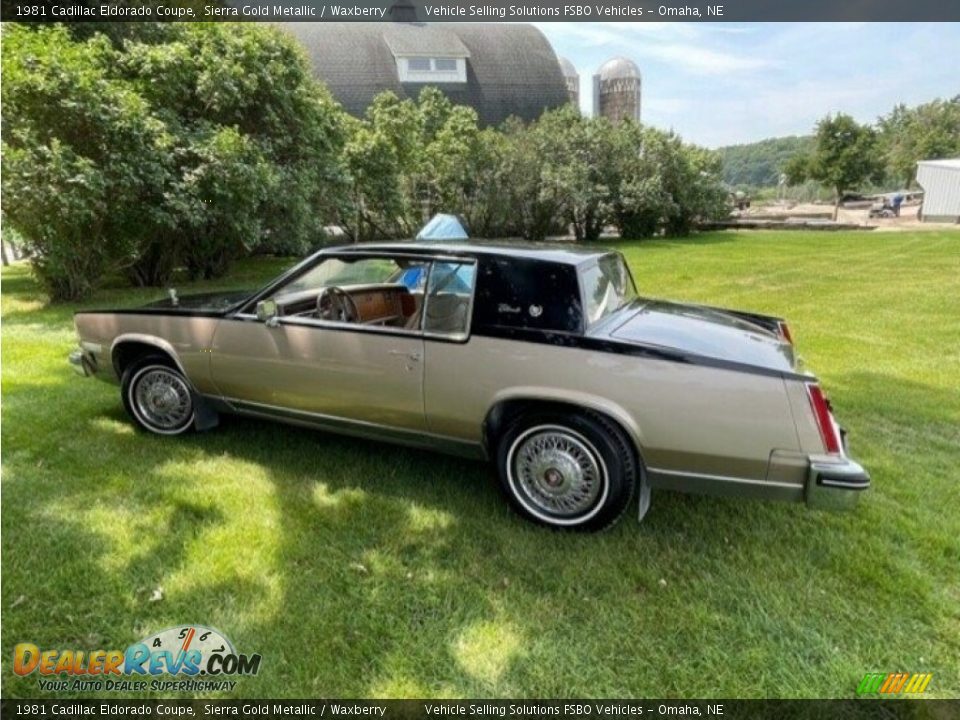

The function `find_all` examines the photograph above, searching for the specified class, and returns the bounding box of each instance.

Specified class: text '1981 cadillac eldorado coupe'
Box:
[69,242,870,531]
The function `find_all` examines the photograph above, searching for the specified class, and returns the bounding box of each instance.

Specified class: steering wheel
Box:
[316,286,360,323]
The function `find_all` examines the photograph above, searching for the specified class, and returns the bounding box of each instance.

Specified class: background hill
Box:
[717,135,814,189]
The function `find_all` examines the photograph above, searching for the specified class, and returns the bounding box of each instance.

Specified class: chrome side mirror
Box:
[256,299,279,327]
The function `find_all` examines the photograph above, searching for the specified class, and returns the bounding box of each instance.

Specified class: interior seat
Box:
[404,294,424,330]
[424,294,469,334]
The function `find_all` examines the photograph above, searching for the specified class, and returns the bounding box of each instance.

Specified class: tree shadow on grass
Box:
[194,364,959,696]
[162,415,859,697]
[6,327,958,696]
[0,512,117,698]
[0,485,227,698]
[2,384,892,697]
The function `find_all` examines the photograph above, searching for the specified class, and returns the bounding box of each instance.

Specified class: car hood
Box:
[140,289,253,313]
[602,300,797,373]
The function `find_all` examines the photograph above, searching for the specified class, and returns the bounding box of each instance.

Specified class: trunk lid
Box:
[605,300,797,373]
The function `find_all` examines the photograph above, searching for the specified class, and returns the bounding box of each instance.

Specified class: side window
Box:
[582,254,638,326]
[423,261,476,338]
[263,255,429,331]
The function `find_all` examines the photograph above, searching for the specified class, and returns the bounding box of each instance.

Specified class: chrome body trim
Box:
[222,396,486,459]
[233,313,471,344]
[110,333,190,377]
[647,466,804,502]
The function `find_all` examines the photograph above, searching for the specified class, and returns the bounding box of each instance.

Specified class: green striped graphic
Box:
[857,672,932,695]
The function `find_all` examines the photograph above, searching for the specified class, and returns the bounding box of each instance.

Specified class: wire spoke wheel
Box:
[132,367,193,432]
[508,426,607,521]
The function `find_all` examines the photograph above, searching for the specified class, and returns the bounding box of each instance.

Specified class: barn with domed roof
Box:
[281,22,572,127]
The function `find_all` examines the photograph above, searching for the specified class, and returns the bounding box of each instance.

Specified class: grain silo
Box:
[558,57,580,107]
[592,57,641,124]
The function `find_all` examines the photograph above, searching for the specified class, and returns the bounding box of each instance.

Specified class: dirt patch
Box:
[745,201,958,233]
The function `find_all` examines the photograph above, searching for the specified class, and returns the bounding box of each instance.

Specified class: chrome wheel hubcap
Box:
[512,429,603,517]
[134,368,192,430]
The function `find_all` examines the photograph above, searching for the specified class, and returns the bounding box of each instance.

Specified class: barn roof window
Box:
[398,56,466,82]
[384,24,469,83]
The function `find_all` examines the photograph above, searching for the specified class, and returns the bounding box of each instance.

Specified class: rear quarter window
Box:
[473,257,583,334]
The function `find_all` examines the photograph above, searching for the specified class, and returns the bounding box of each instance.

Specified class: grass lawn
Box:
[2,230,958,699]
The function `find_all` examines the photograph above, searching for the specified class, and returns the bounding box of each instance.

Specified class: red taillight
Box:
[806,383,841,454]
[777,321,794,345]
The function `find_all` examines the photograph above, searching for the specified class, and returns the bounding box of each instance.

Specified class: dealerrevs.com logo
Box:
[14,625,261,693]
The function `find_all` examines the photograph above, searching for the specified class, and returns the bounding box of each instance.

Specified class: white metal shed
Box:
[916,158,960,223]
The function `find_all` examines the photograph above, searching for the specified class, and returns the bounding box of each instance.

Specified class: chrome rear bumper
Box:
[806,458,870,510]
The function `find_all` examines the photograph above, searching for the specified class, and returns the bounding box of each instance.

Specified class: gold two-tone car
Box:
[69,242,869,531]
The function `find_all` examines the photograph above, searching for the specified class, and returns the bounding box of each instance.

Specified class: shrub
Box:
[3,23,730,301]
[1,23,347,300]
[1,26,168,300]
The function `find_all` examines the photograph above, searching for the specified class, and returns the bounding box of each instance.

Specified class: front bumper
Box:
[69,349,96,377]
[806,457,870,510]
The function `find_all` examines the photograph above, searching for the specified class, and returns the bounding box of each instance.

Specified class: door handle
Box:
[388,350,422,362]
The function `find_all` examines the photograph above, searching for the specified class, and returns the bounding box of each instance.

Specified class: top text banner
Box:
[3,0,960,22]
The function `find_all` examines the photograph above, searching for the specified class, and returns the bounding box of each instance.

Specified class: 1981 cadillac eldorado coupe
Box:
[69,242,870,531]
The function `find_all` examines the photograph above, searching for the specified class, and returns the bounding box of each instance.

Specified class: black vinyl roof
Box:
[280,22,570,126]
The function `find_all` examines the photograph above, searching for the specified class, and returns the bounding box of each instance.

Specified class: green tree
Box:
[418,92,485,221]
[343,88,495,241]
[496,117,566,241]
[1,23,347,298]
[716,135,813,188]
[457,127,517,238]
[119,23,347,276]
[786,113,883,220]
[607,123,726,239]
[342,115,407,241]
[665,142,728,236]
[1,25,167,300]
[536,107,617,242]
[879,97,960,187]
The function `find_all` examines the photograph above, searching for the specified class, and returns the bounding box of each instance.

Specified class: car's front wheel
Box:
[121,356,195,436]
[496,411,638,531]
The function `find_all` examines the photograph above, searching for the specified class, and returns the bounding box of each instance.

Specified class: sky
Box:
[535,22,960,148]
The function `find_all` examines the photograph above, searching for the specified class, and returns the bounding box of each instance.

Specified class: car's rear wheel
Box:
[496,410,638,531]
[121,356,195,436]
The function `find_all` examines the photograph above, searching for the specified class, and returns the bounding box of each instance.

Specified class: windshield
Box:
[582,254,638,326]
